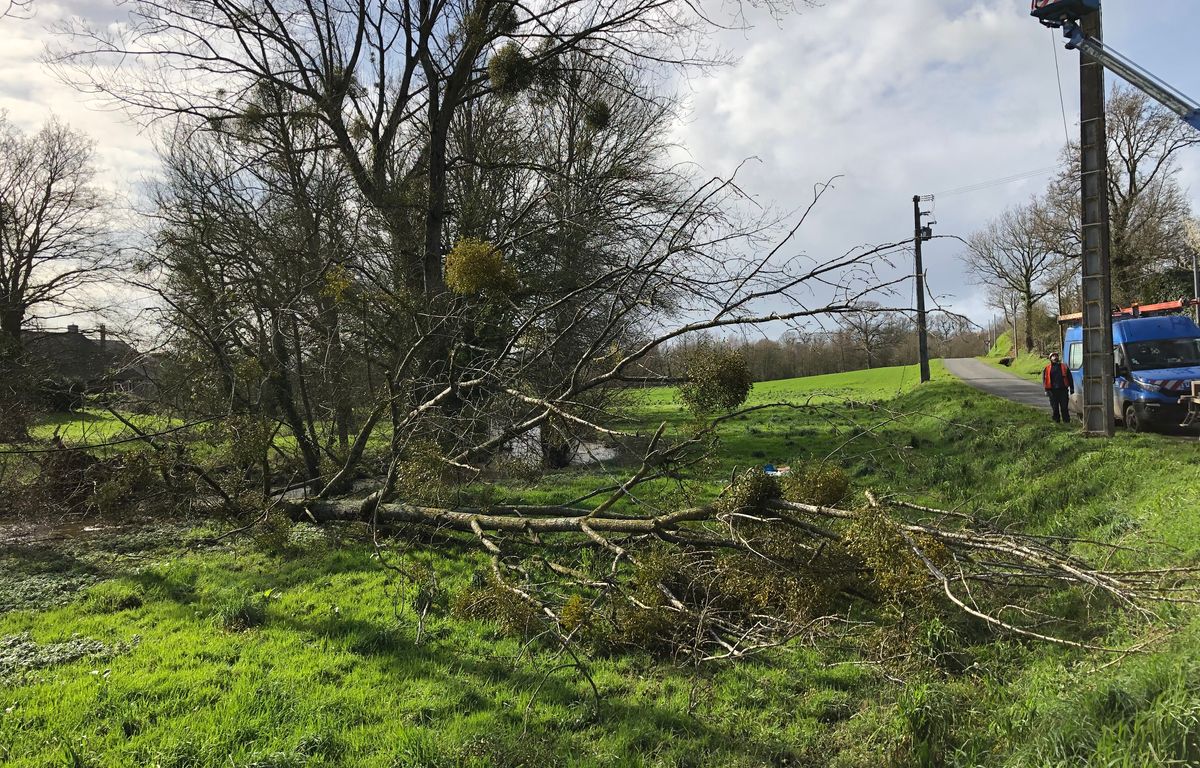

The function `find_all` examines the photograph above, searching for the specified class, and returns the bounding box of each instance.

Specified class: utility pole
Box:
[1193,251,1199,324]
[1078,8,1116,437]
[913,195,933,383]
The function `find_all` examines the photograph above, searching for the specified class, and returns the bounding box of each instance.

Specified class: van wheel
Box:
[1123,403,1143,433]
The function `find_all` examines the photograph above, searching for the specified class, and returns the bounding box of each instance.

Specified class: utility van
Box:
[1063,306,1200,431]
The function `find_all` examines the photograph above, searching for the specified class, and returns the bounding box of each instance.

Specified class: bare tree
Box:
[144,117,366,491]
[966,201,1061,354]
[0,117,113,436]
[0,118,112,352]
[1038,86,1199,304]
[46,0,793,298]
[836,302,900,370]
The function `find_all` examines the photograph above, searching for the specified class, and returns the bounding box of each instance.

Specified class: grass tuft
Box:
[208,590,268,631]
[84,580,144,613]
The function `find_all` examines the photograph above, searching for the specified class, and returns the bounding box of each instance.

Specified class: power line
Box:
[1050,28,1073,145]
[932,166,1061,198]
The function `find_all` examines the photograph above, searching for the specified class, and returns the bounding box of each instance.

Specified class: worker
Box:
[1043,352,1074,424]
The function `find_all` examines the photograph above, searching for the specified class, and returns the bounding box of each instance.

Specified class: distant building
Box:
[21,324,155,396]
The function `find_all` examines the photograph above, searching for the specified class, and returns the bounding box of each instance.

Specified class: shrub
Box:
[89,448,164,516]
[843,508,946,602]
[452,578,544,638]
[395,441,454,504]
[717,467,780,515]
[678,346,753,415]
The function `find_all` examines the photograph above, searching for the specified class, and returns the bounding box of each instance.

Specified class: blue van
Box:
[1063,314,1200,431]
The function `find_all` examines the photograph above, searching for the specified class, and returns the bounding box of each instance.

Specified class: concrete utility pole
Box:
[1078,9,1116,437]
[1193,251,1199,324]
[913,195,933,383]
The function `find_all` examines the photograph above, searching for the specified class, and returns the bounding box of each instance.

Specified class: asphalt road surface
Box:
[943,358,1049,412]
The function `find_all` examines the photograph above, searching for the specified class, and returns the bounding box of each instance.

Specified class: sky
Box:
[2,0,1200,332]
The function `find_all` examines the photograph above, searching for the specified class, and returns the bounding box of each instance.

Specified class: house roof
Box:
[21,328,143,384]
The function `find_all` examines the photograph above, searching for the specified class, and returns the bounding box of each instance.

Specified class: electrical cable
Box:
[932,166,1061,198]
[1050,28,1073,146]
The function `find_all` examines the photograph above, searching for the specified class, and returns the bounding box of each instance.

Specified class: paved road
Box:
[943,358,1049,412]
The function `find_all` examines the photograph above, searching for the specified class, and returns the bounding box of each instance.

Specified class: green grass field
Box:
[5,364,1200,766]
[27,409,170,445]
[980,331,1053,382]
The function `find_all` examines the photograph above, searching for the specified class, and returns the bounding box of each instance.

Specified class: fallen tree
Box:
[276,416,1199,661]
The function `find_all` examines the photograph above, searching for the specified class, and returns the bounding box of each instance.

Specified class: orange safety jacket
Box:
[1043,362,1072,390]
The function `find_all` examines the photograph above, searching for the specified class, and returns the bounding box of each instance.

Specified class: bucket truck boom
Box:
[1032,0,1200,132]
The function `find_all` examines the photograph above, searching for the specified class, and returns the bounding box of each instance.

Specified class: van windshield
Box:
[1124,338,1200,371]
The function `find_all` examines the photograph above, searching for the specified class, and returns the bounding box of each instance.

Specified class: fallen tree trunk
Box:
[277,481,1200,659]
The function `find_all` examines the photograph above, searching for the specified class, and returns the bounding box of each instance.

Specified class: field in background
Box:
[4,365,1200,765]
[28,409,169,445]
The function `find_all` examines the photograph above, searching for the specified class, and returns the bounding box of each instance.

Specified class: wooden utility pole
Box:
[1078,8,1116,436]
[913,195,932,383]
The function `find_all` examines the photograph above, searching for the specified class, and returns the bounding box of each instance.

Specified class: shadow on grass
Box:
[259,605,823,765]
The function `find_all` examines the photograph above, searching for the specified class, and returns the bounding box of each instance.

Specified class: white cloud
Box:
[3,0,1199,333]
[0,2,159,188]
[671,0,1200,326]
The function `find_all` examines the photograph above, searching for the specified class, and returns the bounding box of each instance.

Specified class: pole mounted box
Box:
[1031,0,1100,27]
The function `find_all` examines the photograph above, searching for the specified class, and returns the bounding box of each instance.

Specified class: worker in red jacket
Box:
[1043,352,1074,423]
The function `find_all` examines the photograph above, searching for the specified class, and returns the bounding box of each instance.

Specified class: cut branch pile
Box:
[281,469,1199,661]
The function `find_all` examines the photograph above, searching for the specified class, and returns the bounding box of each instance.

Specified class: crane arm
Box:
[1059,20,1200,133]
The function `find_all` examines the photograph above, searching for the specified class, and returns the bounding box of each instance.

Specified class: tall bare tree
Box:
[0,117,113,437]
[0,117,111,354]
[966,201,1061,354]
[1038,86,1199,304]
[48,0,789,297]
[836,302,900,370]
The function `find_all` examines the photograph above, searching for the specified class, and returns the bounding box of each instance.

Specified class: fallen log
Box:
[276,485,1200,658]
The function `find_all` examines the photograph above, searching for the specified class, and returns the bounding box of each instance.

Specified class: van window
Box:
[1068,342,1083,370]
[1125,338,1200,370]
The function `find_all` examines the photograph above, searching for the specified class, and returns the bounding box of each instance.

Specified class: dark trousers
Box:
[1048,389,1070,422]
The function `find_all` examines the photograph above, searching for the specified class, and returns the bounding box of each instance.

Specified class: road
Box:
[943,358,1049,412]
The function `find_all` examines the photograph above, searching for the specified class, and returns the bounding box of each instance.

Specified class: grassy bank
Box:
[4,364,1200,766]
[980,331,1049,382]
